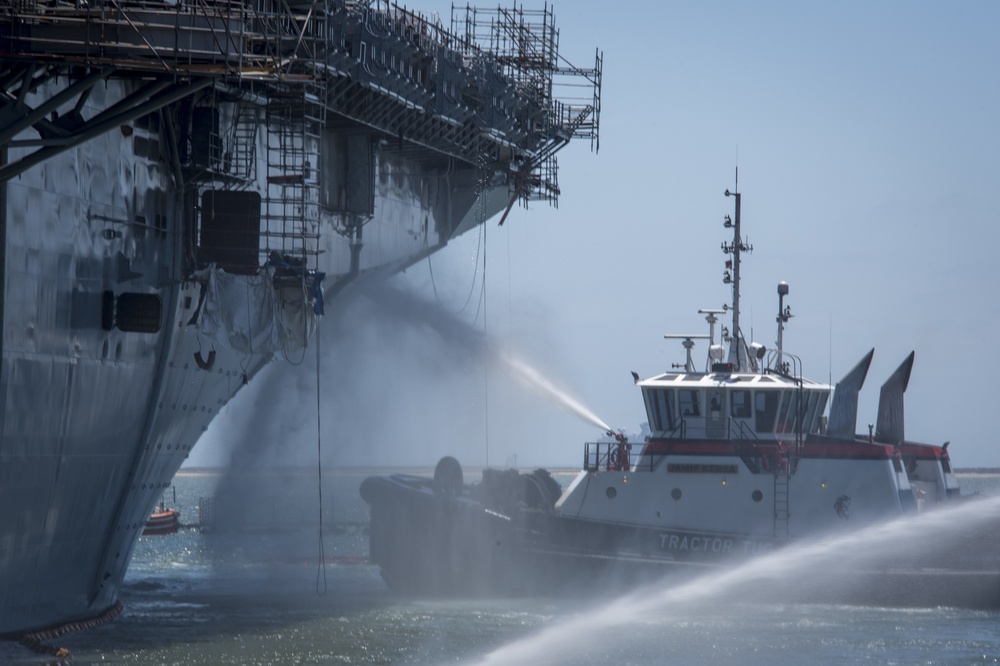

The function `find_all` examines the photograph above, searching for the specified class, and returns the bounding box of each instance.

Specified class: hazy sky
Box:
[187,2,1000,470]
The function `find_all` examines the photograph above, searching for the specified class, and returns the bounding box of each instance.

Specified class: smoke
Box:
[193,272,611,577]
[196,273,609,472]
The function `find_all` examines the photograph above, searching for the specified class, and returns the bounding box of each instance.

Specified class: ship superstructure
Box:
[0,0,601,634]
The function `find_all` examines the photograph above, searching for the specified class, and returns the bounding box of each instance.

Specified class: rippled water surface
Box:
[3,471,1000,665]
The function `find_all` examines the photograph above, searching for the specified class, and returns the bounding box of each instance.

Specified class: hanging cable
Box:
[482,205,489,467]
[315,324,327,596]
[506,224,513,343]
[426,217,483,316]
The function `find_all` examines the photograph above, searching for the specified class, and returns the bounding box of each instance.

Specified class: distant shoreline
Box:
[177,466,1000,476]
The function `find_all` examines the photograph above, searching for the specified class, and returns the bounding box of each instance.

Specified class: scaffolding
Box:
[0,0,602,270]
[449,2,602,204]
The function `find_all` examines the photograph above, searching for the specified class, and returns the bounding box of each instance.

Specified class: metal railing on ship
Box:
[583,416,803,476]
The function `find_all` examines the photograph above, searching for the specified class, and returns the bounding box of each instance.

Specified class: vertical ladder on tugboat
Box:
[773,470,790,540]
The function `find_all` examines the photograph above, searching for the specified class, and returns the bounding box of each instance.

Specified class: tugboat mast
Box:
[723,168,752,369]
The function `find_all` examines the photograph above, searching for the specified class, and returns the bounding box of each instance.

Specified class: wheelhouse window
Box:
[754,391,779,433]
[776,391,793,433]
[816,392,829,431]
[731,390,752,418]
[679,389,701,417]
[801,391,829,433]
[801,391,819,434]
[643,388,676,432]
[708,390,725,416]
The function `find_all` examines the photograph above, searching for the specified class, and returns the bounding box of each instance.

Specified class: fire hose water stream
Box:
[499,353,612,433]
[464,495,1000,666]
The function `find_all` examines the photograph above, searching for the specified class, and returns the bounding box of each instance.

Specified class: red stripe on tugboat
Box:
[640,439,899,460]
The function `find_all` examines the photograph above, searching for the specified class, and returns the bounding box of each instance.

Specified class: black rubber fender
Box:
[433,456,464,495]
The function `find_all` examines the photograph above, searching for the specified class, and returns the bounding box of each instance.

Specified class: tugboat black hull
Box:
[361,469,1000,609]
[361,471,775,597]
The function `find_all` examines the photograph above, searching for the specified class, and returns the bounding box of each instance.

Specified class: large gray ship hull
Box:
[0,0,600,635]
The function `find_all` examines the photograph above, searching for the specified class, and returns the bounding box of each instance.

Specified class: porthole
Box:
[671,488,682,500]
[752,490,763,502]
[606,487,617,499]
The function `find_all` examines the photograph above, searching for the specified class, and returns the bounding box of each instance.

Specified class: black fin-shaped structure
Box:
[827,348,875,439]
[875,351,915,444]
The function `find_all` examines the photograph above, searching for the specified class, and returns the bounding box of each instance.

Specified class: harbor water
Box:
[4,470,1000,665]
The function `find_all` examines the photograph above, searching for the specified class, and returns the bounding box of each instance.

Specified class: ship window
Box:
[731,390,751,418]
[663,390,676,430]
[776,391,792,433]
[708,390,724,415]
[783,391,803,433]
[754,391,779,433]
[812,393,829,432]
[679,390,700,417]
[644,389,676,432]
[802,392,820,433]
[799,391,829,433]
[644,389,661,431]
[135,135,161,162]
[941,458,952,473]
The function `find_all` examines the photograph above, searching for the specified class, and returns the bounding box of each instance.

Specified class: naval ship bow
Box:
[0,0,601,635]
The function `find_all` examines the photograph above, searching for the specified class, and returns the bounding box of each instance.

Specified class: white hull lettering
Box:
[659,533,773,555]
[741,540,774,555]
[659,534,733,553]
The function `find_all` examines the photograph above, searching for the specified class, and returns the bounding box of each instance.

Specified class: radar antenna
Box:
[664,334,709,373]
[697,309,728,371]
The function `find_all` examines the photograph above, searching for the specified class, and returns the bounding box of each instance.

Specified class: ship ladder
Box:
[773,469,790,540]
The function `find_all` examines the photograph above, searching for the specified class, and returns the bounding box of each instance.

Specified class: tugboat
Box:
[142,502,181,536]
[361,180,988,605]
[143,488,181,536]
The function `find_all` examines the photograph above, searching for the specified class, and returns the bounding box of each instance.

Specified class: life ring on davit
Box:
[434,456,464,495]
